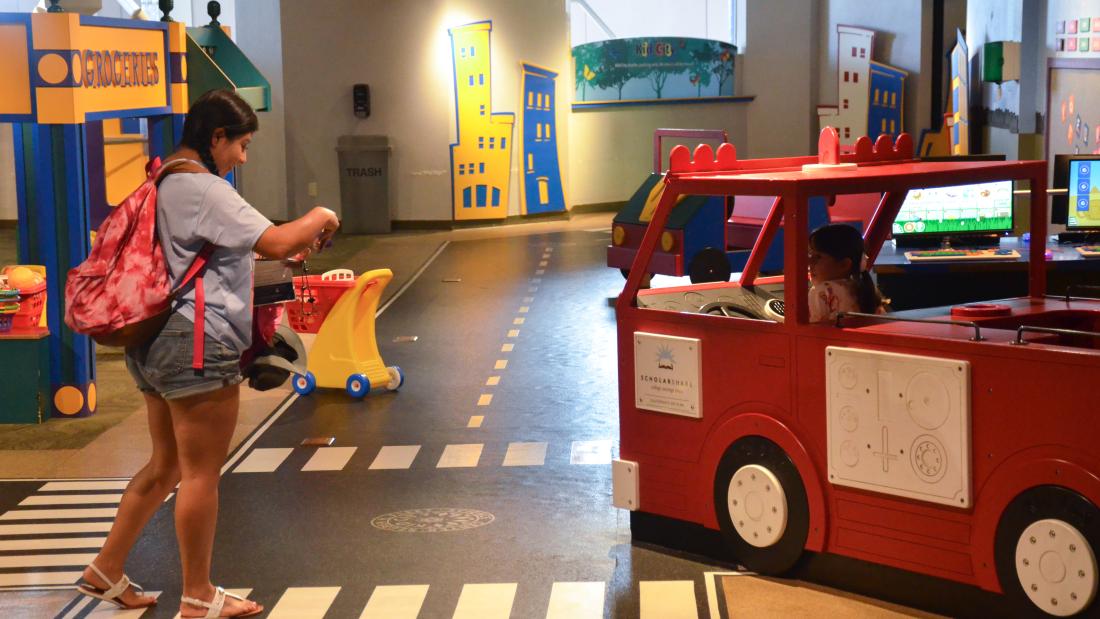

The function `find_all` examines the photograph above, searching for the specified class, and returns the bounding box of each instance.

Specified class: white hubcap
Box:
[1016,518,1097,616]
[727,464,788,548]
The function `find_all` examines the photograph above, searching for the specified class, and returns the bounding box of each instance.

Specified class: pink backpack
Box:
[64,158,213,365]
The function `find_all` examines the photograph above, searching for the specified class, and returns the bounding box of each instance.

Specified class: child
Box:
[808,224,885,323]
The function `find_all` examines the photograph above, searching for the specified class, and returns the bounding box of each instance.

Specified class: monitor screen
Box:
[892,181,1014,236]
[1067,158,1100,229]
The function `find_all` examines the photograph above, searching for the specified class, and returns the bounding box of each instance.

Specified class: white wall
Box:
[817,0,931,141]
[234,0,286,219]
[571,0,734,46]
[280,0,572,221]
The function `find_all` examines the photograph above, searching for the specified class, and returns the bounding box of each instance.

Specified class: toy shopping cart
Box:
[291,268,404,398]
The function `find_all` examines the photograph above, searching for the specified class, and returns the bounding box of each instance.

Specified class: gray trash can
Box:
[336,135,391,233]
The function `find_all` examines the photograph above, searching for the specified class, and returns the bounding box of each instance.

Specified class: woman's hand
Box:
[312,207,340,254]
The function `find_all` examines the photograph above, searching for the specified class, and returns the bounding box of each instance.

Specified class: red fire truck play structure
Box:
[613,128,1100,617]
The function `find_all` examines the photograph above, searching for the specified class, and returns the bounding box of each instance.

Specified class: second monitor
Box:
[892,180,1014,247]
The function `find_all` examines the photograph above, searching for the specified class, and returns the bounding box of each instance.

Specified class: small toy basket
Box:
[287,269,356,334]
[11,281,45,329]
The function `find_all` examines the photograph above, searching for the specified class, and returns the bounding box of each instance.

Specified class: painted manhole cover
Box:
[371,508,495,533]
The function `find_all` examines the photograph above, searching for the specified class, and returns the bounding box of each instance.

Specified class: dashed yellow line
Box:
[477,394,493,406]
[467,415,484,428]
[501,343,514,352]
[486,376,500,386]
[495,359,508,370]
[518,306,529,313]
[507,329,520,338]
[513,317,525,325]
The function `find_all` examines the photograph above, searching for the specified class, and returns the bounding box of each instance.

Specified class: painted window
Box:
[468,75,474,86]
[843,99,848,109]
[873,89,880,105]
[528,91,534,107]
[545,123,552,139]
[537,124,542,140]
[458,163,465,175]
[891,92,896,108]
[476,184,487,207]
[538,177,549,205]
[461,48,466,58]
[479,104,485,116]
[463,186,472,208]
[890,119,896,133]
[851,46,857,57]
[528,154,534,171]
[844,127,851,139]
[545,92,552,109]
[470,46,475,56]
[490,137,496,149]
[843,71,849,82]
[479,73,485,85]
[501,137,507,149]
[881,118,887,133]
[479,136,485,149]
[480,162,485,173]
[860,48,866,58]
[853,72,859,83]
[537,93,543,108]
[492,187,501,207]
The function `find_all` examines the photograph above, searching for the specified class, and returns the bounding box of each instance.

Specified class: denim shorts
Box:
[125,312,243,400]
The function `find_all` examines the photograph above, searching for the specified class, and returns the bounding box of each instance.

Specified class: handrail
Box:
[1010,325,1100,346]
[1063,285,1100,303]
[835,312,985,341]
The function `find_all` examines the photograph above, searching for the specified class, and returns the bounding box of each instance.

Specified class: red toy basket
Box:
[12,281,45,329]
[287,269,356,334]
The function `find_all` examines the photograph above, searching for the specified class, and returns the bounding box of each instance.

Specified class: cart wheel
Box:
[345,374,370,398]
[385,366,405,391]
[292,372,316,395]
[995,486,1100,617]
[714,436,809,575]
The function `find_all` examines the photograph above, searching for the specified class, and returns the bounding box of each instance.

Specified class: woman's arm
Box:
[254,207,340,260]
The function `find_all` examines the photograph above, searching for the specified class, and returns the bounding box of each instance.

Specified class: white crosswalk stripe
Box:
[38,481,128,492]
[301,447,357,472]
[0,507,117,520]
[19,493,123,506]
[359,584,429,619]
[503,442,547,466]
[570,440,613,465]
[369,445,421,470]
[268,586,341,618]
[437,444,483,468]
[0,536,105,551]
[233,447,293,473]
[0,552,96,568]
[640,581,699,619]
[546,581,605,619]
[453,583,517,619]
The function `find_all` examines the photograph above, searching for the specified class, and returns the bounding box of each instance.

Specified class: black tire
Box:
[714,436,810,575]
[689,247,731,284]
[995,486,1100,618]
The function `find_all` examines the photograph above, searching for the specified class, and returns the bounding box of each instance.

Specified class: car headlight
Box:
[612,225,626,246]
[660,231,676,252]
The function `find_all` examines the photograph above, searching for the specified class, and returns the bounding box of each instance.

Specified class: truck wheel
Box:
[292,372,316,395]
[995,486,1100,617]
[689,248,731,283]
[714,436,809,575]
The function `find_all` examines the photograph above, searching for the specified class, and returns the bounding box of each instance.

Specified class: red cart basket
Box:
[287,269,355,334]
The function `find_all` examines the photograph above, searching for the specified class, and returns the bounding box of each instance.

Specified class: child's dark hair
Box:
[809,223,881,314]
[179,89,258,175]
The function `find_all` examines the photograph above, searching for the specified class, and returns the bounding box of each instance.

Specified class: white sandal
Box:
[75,563,155,609]
[181,586,263,618]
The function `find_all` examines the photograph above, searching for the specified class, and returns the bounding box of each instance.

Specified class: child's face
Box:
[210,131,253,177]
[808,244,852,283]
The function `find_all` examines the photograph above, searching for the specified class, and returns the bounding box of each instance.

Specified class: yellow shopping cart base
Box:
[290,268,405,399]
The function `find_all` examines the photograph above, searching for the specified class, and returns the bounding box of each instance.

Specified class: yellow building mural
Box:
[449,20,514,221]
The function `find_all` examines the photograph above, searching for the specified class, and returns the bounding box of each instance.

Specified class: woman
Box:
[76,89,339,618]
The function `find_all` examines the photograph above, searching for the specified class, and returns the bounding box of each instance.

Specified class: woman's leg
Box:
[82,393,179,607]
[169,384,261,618]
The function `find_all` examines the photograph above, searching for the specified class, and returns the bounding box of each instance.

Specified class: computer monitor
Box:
[891,180,1014,245]
[1052,155,1100,229]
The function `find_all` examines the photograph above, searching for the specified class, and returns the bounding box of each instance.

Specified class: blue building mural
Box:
[868,61,907,140]
[520,63,566,214]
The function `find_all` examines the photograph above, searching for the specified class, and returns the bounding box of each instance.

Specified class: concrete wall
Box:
[279,0,572,221]
[816,0,932,142]
[235,0,287,219]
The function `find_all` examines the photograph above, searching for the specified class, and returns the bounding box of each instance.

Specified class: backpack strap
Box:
[174,243,216,376]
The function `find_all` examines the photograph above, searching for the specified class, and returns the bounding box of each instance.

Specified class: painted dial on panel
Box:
[906,372,950,430]
[910,434,948,483]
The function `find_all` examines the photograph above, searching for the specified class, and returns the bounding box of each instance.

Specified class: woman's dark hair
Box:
[179,89,258,175]
[809,223,881,313]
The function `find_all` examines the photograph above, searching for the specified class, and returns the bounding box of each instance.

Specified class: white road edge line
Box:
[377,241,450,317]
[220,395,299,476]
